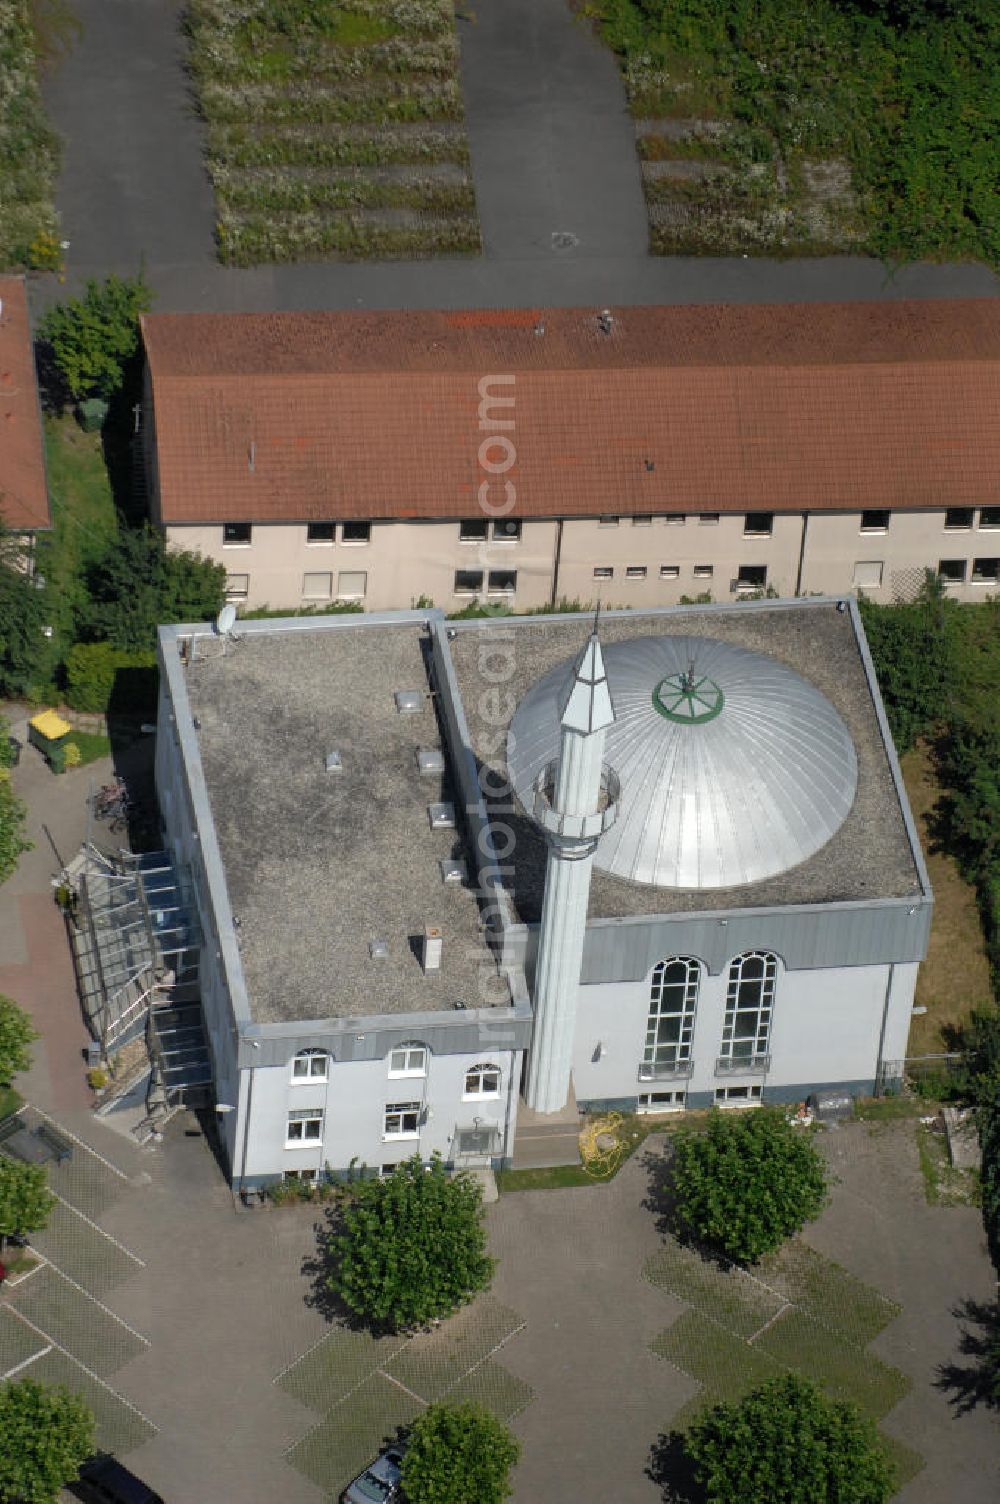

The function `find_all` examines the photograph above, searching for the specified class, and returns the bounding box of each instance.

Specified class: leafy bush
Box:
[670,1107,827,1263]
[38,275,153,404]
[80,526,226,653]
[0,1158,55,1243]
[0,994,37,1085]
[324,1154,494,1332]
[63,641,156,714]
[0,773,31,886]
[0,2,61,272]
[0,1378,95,1504]
[401,1401,520,1504]
[682,1372,895,1504]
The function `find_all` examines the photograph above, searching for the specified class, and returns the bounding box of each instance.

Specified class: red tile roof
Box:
[141,301,1000,525]
[0,278,49,532]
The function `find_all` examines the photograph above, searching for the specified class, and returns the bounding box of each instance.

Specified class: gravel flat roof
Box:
[185,622,503,1024]
[446,603,924,925]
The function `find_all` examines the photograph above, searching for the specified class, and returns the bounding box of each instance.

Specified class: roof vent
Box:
[428,802,456,830]
[417,747,445,776]
[598,309,614,335]
[453,999,467,1011]
[395,689,422,713]
[421,925,443,974]
[369,938,389,960]
[440,858,468,885]
[325,750,343,774]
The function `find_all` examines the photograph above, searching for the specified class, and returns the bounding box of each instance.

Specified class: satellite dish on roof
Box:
[216,604,237,637]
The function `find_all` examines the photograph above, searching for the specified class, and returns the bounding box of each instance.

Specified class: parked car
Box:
[341,1446,405,1504]
[70,1454,165,1504]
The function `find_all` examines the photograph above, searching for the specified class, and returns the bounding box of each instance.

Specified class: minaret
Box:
[525,624,618,1113]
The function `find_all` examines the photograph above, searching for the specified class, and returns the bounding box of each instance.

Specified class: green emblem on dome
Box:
[652,670,724,724]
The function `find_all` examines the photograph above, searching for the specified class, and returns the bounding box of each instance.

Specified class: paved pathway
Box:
[36,0,998,313]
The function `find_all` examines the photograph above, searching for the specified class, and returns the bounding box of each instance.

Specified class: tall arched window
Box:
[720,952,777,1066]
[641,958,700,1079]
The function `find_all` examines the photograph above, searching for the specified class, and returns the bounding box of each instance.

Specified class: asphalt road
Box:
[36,0,999,313]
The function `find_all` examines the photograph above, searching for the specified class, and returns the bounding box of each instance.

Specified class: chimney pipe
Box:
[422,925,443,974]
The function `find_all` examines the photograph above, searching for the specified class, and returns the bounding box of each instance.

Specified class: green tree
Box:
[81,525,225,651]
[683,1373,894,1504]
[670,1107,827,1263]
[0,1377,95,1504]
[0,1159,55,1248]
[0,772,31,887]
[400,1401,520,1504]
[325,1155,494,1332]
[0,530,51,698]
[0,993,38,1085]
[38,274,152,403]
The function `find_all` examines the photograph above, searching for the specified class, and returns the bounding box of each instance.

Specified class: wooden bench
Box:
[34,1122,73,1163]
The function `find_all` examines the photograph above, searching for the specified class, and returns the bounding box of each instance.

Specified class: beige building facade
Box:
[164,503,1000,614]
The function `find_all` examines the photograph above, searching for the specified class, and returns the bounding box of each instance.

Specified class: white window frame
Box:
[626,565,647,580]
[598,515,620,527]
[859,510,890,534]
[660,565,680,580]
[491,519,521,542]
[632,514,653,527]
[944,509,974,531]
[693,564,714,580]
[736,564,767,593]
[459,518,489,543]
[743,512,773,537]
[720,952,777,1065]
[286,1108,324,1146]
[340,521,371,545]
[593,566,613,580]
[222,522,253,547]
[302,571,333,600]
[388,1044,428,1079]
[972,557,1000,583]
[225,573,249,599]
[283,1167,318,1182]
[938,559,967,587]
[715,1084,763,1106]
[852,560,884,589]
[698,513,719,526]
[384,1102,421,1139]
[642,958,699,1078]
[665,514,686,527]
[638,1089,687,1114]
[291,1049,329,1084]
[336,570,367,600]
[487,569,517,595]
[454,569,484,595]
[979,509,1000,530]
[463,1062,501,1099]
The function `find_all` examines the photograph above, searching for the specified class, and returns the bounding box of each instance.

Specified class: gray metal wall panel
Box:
[505,900,931,984]
[237,1012,532,1070]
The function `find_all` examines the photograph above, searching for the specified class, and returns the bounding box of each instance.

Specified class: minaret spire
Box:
[525,624,619,1114]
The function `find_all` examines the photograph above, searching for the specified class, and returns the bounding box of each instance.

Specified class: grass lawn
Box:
[37,417,119,664]
[0,2,62,271]
[187,0,481,265]
[901,743,993,1056]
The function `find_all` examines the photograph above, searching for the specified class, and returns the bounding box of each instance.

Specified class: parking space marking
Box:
[51,1193,146,1267]
[5,1307,158,1431]
[27,1260,151,1350]
[1,1344,53,1381]
[25,1104,132,1181]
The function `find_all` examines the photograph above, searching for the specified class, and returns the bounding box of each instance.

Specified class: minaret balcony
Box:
[532,762,620,842]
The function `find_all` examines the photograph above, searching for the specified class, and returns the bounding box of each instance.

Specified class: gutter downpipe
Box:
[550,519,564,607]
[795,511,810,596]
[237,1062,254,1201]
[874,963,896,1096]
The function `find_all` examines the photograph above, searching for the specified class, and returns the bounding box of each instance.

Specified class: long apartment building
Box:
[140,300,1000,612]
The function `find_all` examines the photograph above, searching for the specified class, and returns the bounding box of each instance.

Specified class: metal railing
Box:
[715,1053,771,1076]
[638,1059,695,1082]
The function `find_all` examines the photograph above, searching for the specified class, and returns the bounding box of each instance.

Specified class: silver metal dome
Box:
[508,634,858,889]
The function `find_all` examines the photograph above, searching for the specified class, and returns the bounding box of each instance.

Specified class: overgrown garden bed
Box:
[0,0,62,271]
[186,0,481,265]
[586,0,998,267]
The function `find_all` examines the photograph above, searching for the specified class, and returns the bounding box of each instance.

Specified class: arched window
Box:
[464,1063,501,1098]
[388,1042,429,1078]
[641,958,700,1079]
[291,1048,328,1083]
[720,952,778,1066]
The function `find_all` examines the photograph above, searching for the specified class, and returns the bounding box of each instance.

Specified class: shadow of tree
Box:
[647,1430,703,1504]
[935,1297,1000,1414]
[301,1202,357,1325]
[640,1141,731,1270]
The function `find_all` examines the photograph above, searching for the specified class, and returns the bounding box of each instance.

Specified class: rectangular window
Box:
[980,508,1000,529]
[938,559,967,585]
[389,1045,427,1078]
[384,1102,421,1138]
[852,560,883,589]
[286,1108,323,1145]
[380,1163,401,1178]
[743,512,773,537]
[459,518,488,542]
[638,1090,686,1113]
[660,565,680,580]
[972,558,1000,582]
[599,515,619,527]
[698,514,720,526]
[693,564,714,580]
[492,519,521,542]
[455,569,484,594]
[488,569,517,594]
[464,1063,501,1097]
[945,509,974,530]
[341,521,371,544]
[736,565,767,592]
[632,515,653,527]
[336,570,367,599]
[302,571,332,599]
[626,566,648,580]
[860,510,890,533]
[715,1085,762,1105]
[307,522,335,543]
[593,566,613,580]
[225,573,249,598]
[283,1167,317,1182]
[223,522,252,546]
[665,514,685,527]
